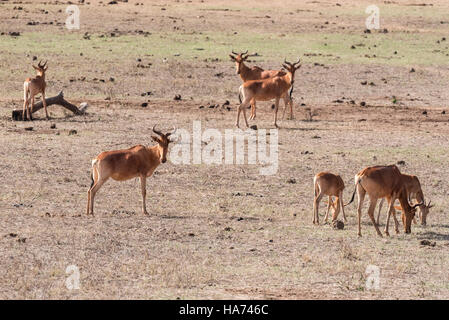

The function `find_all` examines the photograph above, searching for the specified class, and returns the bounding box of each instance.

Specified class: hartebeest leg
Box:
[42,91,49,119]
[273,97,280,128]
[289,96,293,119]
[338,191,347,222]
[140,175,149,215]
[324,195,333,223]
[22,88,29,121]
[367,197,383,237]
[331,196,341,222]
[356,185,366,236]
[392,208,400,234]
[313,191,324,225]
[281,96,288,120]
[29,95,35,121]
[87,174,108,216]
[236,98,251,128]
[384,198,395,236]
[281,93,293,120]
[376,198,384,225]
[250,99,256,120]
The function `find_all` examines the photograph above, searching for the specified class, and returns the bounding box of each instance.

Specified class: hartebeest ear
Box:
[282,64,289,69]
[229,55,236,61]
[32,65,39,70]
[151,136,160,143]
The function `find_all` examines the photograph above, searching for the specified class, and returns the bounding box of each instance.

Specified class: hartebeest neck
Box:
[36,72,46,80]
[239,62,252,81]
[148,144,163,165]
[285,71,294,86]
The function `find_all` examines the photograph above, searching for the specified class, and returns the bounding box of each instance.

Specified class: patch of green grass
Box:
[1,30,448,67]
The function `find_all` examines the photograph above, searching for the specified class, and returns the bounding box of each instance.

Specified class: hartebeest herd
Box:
[19,51,435,237]
[314,165,433,237]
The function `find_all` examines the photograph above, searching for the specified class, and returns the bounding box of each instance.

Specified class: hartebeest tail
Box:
[86,125,176,216]
[22,60,49,121]
[344,178,361,206]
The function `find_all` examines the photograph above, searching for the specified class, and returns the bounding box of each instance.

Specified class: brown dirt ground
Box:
[0,0,449,299]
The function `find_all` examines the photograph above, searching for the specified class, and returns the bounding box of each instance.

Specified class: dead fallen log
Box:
[12,91,86,121]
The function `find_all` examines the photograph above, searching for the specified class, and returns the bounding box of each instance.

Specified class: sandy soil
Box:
[0,0,448,299]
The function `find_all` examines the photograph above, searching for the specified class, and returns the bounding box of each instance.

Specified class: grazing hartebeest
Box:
[86,126,176,216]
[23,60,49,121]
[236,58,300,128]
[376,174,433,226]
[230,50,286,120]
[313,172,347,225]
[345,165,422,237]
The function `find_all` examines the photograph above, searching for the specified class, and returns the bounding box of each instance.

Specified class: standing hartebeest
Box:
[313,172,347,225]
[23,60,49,121]
[236,58,301,128]
[345,165,422,237]
[86,125,176,216]
[229,50,286,120]
[376,174,433,226]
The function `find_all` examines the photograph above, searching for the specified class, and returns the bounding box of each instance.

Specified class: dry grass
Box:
[0,0,449,299]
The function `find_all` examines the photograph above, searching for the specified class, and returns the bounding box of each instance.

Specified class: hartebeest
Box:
[236,58,300,128]
[313,172,347,225]
[86,126,176,216]
[230,50,286,120]
[377,174,433,226]
[23,60,49,121]
[346,165,422,237]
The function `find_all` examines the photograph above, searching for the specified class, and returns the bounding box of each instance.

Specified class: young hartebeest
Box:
[229,50,286,120]
[313,172,347,225]
[376,174,433,226]
[23,60,49,121]
[236,58,300,128]
[86,126,176,216]
[345,165,422,237]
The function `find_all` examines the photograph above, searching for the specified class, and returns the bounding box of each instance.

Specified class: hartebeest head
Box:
[418,200,434,226]
[400,188,423,233]
[32,60,48,77]
[151,125,176,164]
[281,58,301,85]
[229,50,256,74]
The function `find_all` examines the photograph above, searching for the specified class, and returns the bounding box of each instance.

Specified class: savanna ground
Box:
[1,0,449,299]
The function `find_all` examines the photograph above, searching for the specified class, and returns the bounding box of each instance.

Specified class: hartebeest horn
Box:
[411,202,424,209]
[166,127,177,137]
[152,124,163,136]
